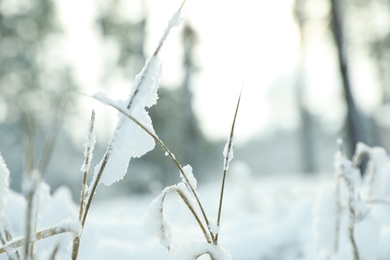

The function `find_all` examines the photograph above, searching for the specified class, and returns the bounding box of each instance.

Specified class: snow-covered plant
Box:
[0,1,241,259]
[140,93,240,259]
[70,3,186,260]
[0,129,81,259]
[313,140,388,260]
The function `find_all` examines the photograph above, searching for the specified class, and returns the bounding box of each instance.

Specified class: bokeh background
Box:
[1,0,390,199]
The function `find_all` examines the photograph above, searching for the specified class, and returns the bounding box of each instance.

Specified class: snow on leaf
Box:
[143,185,175,249]
[0,152,10,221]
[92,57,161,186]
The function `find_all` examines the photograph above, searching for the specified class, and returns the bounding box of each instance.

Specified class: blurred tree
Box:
[330,0,370,156]
[145,23,217,189]
[293,0,316,173]
[0,0,74,127]
[0,0,79,191]
[96,0,146,82]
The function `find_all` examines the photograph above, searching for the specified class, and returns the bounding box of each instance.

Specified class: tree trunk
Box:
[330,0,368,157]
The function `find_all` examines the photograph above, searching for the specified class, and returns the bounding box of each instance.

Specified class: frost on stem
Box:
[0,153,10,222]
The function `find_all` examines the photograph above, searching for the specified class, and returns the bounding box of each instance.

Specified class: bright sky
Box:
[55,0,381,143]
[147,0,301,140]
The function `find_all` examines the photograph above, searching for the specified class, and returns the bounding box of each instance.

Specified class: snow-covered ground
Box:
[0,169,326,259]
[2,150,390,259]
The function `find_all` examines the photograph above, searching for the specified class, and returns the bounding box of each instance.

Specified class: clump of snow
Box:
[181,165,197,189]
[0,153,10,221]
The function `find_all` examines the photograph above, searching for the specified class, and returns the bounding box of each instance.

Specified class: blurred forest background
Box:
[0,0,390,199]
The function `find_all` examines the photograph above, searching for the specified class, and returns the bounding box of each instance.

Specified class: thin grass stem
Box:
[72,110,95,260]
[215,91,242,244]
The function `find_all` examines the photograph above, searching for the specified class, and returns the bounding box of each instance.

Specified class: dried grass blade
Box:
[215,91,242,243]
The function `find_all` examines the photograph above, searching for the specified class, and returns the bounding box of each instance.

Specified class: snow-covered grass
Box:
[2,2,390,260]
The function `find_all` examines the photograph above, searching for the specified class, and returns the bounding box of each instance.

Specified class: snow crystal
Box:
[181,165,197,189]
[0,153,10,220]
